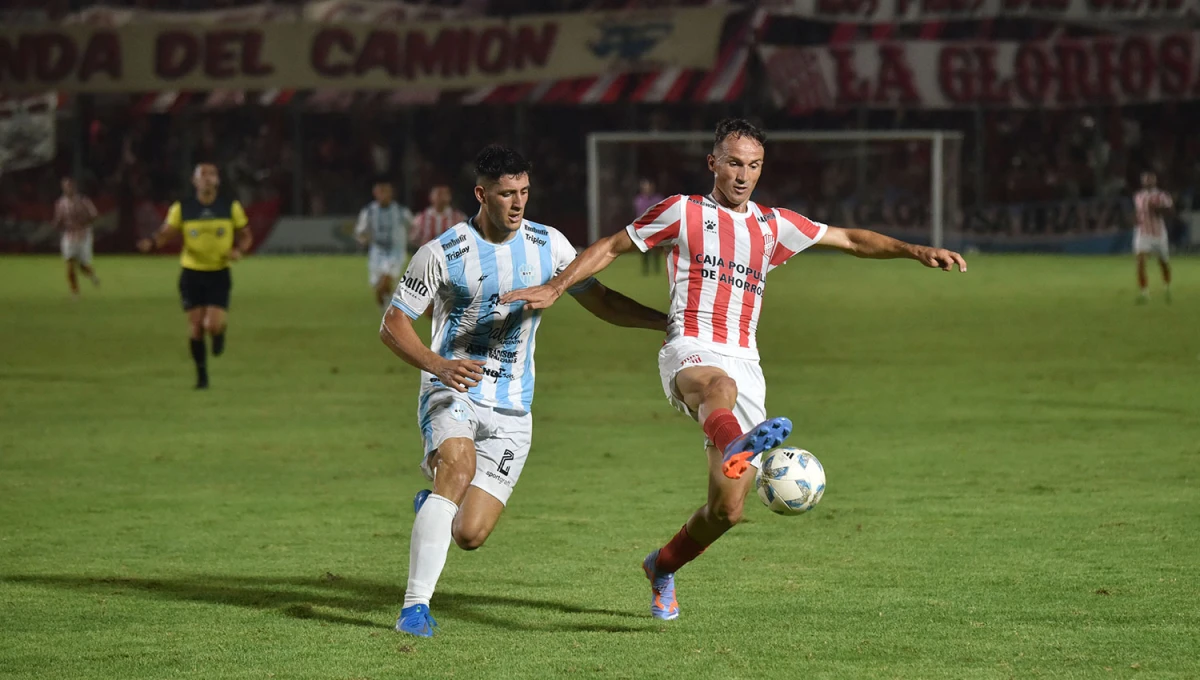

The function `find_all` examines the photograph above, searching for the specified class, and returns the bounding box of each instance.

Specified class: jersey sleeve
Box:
[354,208,369,238]
[390,242,444,319]
[549,228,597,296]
[768,208,828,270]
[1159,191,1174,209]
[625,195,684,252]
[231,201,249,229]
[165,202,183,230]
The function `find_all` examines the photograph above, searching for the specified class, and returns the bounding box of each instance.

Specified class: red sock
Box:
[703,409,743,452]
[656,524,707,574]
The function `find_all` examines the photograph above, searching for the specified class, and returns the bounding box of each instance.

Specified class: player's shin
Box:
[403,493,458,608]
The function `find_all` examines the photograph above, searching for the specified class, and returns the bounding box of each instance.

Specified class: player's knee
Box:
[708,496,745,527]
[703,375,739,404]
[453,526,490,551]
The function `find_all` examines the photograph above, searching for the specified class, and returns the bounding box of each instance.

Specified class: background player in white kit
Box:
[355,178,414,311]
[52,177,100,299]
[505,119,966,621]
[409,185,466,252]
[379,145,666,637]
[1132,171,1174,303]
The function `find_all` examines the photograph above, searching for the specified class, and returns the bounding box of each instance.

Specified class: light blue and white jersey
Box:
[391,218,596,414]
[355,201,413,256]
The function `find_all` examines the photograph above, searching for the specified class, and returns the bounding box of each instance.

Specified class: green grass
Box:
[1,253,1198,679]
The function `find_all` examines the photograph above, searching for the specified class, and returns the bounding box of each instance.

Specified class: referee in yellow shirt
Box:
[139,163,253,389]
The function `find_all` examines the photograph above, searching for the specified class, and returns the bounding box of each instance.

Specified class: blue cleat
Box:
[395,603,438,637]
[642,550,679,621]
[721,417,792,480]
[413,489,431,513]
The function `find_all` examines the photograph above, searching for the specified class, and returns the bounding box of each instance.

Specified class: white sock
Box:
[403,493,458,609]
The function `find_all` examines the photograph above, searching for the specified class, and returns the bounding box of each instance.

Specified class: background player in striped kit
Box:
[1132,171,1174,303]
[409,185,466,251]
[355,178,414,311]
[504,118,966,621]
[379,145,667,637]
[52,177,101,299]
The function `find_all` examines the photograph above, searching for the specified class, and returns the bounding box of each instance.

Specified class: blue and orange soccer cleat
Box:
[721,417,793,479]
[395,603,438,637]
[413,489,431,514]
[642,550,679,621]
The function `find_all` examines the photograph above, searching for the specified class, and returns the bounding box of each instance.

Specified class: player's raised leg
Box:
[186,307,208,389]
[399,436,475,637]
[675,366,790,480]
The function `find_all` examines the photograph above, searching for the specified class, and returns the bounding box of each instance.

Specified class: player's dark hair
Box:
[372,175,393,187]
[714,118,767,149]
[475,144,532,183]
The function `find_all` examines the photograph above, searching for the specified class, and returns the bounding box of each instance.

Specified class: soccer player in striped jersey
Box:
[1132,171,1174,303]
[409,185,466,250]
[504,118,967,621]
[380,145,667,637]
[355,178,415,312]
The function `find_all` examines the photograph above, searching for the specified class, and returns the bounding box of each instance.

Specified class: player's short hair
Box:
[372,176,393,187]
[713,118,767,150]
[475,145,532,184]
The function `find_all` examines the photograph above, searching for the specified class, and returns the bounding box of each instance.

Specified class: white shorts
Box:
[368,248,405,287]
[61,232,93,264]
[658,338,768,459]
[416,388,532,506]
[1134,232,1170,261]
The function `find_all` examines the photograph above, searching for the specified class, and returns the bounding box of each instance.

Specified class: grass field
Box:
[1,253,1198,679]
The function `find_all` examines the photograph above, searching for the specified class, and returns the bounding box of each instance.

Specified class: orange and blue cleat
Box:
[642,550,680,621]
[721,417,792,479]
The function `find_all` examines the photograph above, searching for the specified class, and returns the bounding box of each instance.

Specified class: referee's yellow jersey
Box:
[166,196,249,271]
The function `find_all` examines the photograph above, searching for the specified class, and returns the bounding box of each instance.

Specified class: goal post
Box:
[586,130,963,250]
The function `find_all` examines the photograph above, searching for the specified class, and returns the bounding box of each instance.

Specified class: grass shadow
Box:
[2,574,648,633]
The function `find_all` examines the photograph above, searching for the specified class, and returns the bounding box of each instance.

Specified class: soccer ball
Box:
[755,447,826,516]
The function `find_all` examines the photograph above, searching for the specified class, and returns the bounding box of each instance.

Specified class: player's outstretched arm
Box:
[500,229,639,310]
[137,222,174,253]
[815,226,967,272]
[379,307,484,393]
[572,283,668,332]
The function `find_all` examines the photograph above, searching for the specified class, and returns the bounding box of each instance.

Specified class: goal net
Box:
[587,131,963,250]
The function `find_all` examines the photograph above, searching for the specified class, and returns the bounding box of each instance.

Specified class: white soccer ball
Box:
[755,447,826,516]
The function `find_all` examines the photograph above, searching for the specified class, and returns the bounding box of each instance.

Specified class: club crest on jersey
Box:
[189,229,199,238]
[216,228,226,237]
[763,231,776,258]
[518,263,537,285]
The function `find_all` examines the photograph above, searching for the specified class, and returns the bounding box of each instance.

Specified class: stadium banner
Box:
[760,0,1195,22]
[760,31,1200,110]
[0,7,727,93]
[0,93,57,173]
[962,197,1138,253]
[255,215,360,254]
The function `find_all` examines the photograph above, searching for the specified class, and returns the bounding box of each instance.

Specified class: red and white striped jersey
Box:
[626,194,827,360]
[410,206,467,248]
[1134,189,1172,237]
[53,194,98,237]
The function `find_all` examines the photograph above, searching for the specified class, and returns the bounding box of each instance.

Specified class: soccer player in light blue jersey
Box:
[356,177,414,311]
[380,145,667,636]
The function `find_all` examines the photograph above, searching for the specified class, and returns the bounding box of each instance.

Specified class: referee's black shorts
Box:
[179,267,232,311]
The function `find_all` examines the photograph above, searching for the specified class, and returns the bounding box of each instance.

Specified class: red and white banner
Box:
[761,0,1195,22]
[761,31,1200,109]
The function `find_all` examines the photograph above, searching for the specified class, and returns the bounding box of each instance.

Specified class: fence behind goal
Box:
[587,131,963,251]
